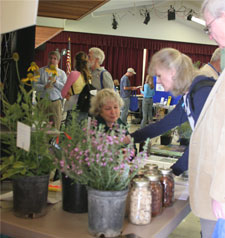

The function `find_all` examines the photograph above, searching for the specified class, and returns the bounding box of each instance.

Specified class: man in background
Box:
[120,68,137,124]
[88,47,114,91]
[34,50,66,130]
[200,47,221,79]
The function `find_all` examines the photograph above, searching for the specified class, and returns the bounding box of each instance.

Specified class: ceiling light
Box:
[191,16,206,26]
[168,5,175,20]
[112,14,118,30]
[187,10,205,26]
[143,10,150,25]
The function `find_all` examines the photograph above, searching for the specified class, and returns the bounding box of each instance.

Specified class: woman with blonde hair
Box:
[89,88,124,131]
[61,51,91,124]
[140,74,155,128]
[124,48,215,176]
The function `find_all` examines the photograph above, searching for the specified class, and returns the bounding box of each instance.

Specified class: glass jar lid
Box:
[144,173,160,181]
[138,168,147,175]
[144,163,158,171]
[159,168,172,175]
[133,178,149,187]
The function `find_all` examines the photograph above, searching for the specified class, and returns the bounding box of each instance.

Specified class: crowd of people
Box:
[34,1,225,234]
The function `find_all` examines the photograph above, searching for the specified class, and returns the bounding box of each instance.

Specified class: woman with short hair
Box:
[89,88,124,131]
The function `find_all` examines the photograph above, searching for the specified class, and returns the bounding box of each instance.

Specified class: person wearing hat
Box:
[120,68,138,124]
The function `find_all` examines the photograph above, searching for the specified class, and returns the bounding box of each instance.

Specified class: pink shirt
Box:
[61,71,81,98]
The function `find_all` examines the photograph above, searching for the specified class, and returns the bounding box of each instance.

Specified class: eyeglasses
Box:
[204,17,218,34]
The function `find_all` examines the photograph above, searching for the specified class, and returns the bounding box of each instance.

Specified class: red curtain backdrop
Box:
[35,31,217,86]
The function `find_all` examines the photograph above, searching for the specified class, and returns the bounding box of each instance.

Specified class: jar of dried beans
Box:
[145,173,163,217]
[129,178,152,225]
[159,168,174,207]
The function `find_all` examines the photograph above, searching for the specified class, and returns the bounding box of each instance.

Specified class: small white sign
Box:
[156,83,165,92]
[16,121,31,152]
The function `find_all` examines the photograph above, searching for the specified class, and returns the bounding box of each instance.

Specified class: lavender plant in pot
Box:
[54,119,148,237]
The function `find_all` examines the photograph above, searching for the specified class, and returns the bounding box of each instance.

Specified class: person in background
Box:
[200,47,221,79]
[123,48,216,177]
[61,51,91,125]
[120,68,138,124]
[140,75,155,128]
[188,0,225,236]
[88,47,114,91]
[89,88,125,132]
[34,50,66,130]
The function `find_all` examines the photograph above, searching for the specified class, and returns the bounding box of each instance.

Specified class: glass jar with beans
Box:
[159,168,175,207]
[145,173,163,217]
[129,178,152,225]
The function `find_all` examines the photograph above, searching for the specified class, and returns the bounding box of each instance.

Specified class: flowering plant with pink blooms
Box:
[54,118,148,191]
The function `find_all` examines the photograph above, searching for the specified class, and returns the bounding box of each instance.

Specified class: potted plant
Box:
[160,129,174,145]
[0,57,56,218]
[177,122,192,146]
[54,119,148,237]
[53,111,88,214]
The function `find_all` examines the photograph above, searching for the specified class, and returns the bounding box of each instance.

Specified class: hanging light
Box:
[168,5,175,20]
[112,14,118,30]
[143,10,150,25]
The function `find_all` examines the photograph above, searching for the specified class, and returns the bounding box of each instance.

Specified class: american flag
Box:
[66,37,71,76]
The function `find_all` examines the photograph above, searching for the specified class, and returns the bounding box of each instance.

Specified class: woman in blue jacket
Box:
[123,48,215,176]
[140,75,155,128]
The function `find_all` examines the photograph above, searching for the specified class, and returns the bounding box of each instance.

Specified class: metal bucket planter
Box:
[87,187,128,238]
[13,174,49,218]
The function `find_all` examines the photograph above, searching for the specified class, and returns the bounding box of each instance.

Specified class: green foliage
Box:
[0,85,56,180]
[162,128,174,137]
[177,121,192,139]
[54,118,149,191]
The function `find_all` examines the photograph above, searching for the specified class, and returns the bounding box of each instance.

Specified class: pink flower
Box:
[120,163,125,169]
[60,160,64,167]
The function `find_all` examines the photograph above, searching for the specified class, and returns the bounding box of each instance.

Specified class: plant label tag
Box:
[16,121,31,152]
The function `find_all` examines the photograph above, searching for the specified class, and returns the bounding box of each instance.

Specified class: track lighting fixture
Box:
[187,10,206,26]
[187,9,194,21]
[112,14,118,30]
[168,5,175,20]
[143,10,150,25]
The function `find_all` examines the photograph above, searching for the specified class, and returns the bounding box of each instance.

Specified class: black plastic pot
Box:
[180,138,189,146]
[160,136,172,145]
[13,174,49,218]
[61,173,88,213]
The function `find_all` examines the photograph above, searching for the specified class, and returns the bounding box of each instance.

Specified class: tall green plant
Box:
[0,59,56,180]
